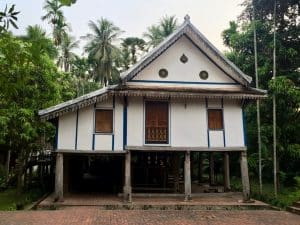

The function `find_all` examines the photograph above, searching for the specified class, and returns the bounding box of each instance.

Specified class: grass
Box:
[0,187,45,211]
[231,177,300,209]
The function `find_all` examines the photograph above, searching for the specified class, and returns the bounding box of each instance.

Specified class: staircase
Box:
[287,201,300,215]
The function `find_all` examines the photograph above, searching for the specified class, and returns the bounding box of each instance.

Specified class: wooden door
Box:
[145,101,169,144]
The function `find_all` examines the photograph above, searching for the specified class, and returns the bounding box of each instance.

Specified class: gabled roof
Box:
[121,15,252,86]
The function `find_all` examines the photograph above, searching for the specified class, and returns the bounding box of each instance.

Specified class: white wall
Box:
[127,97,144,146]
[58,111,76,150]
[77,106,93,150]
[128,36,239,89]
[171,99,207,147]
[224,100,244,147]
[114,97,124,150]
[56,97,245,151]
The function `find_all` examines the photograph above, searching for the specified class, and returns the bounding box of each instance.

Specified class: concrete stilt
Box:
[123,151,132,203]
[184,151,192,201]
[223,152,231,191]
[240,151,251,202]
[55,153,63,202]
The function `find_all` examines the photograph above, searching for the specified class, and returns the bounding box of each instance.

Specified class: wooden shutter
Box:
[145,101,169,144]
[95,109,113,133]
[208,109,223,130]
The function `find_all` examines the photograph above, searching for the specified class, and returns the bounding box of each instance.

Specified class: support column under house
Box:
[55,152,63,202]
[123,151,132,203]
[240,151,250,202]
[184,151,192,201]
[223,152,231,191]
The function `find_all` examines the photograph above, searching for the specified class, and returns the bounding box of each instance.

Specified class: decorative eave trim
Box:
[114,90,267,100]
[38,85,118,121]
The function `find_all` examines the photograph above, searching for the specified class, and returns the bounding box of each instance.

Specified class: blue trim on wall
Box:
[205,98,210,148]
[123,96,128,150]
[75,109,79,150]
[112,95,115,151]
[92,103,96,150]
[242,107,247,146]
[129,79,239,85]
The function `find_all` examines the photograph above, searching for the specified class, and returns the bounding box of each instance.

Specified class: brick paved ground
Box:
[0,208,299,225]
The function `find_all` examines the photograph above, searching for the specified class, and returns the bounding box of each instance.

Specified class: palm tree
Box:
[121,37,146,70]
[144,15,178,48]
[41,0,68,46]
[57,35,79,72]
[21,25,58,59]
[82,18,123,86]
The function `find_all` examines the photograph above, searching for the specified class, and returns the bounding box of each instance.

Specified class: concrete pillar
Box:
[55,153,63,202]
[240,151,250,202]
[223,152,231,191]
[123,151,132,203]
[184,151,192,201]
[209,152,215,185]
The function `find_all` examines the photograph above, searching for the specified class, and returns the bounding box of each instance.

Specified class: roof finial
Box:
[184,14,190,22]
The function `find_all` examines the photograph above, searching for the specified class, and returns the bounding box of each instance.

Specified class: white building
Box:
[39,16,266,202]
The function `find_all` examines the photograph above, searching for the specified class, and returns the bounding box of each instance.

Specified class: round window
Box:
[180,54,188,63]
[158,68,168,78]
[199,70,209,80]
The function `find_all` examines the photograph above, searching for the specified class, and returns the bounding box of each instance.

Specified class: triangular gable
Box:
[121,15,252,86]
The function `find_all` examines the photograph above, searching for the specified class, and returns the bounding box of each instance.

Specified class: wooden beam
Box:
[126,146,247,152]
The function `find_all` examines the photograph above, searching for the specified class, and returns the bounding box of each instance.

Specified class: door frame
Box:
[143,99,171,146]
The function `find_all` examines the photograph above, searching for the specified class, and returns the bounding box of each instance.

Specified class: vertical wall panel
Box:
[77,106,93,150]
[57,112,76,150]
[127,97,143,146]
[171,99,207,147]
[224,100,244,146]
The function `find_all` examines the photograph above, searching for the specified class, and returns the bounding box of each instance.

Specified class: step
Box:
[287,206,300,215]
[293,201,300,208]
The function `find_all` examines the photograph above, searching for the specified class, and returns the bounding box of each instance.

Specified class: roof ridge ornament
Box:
[184,14,190,22]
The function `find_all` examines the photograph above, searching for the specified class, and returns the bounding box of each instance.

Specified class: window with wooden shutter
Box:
[145,101,169,144]
[208,109,223,130]
[95,109,113,133]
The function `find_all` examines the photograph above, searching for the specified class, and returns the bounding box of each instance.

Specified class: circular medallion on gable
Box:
[199,70,209,80]
[158,68,168,78]
[180,54,188,63]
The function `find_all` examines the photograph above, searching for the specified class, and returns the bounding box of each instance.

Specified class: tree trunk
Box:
[5,150,11,182]
[16,159,24,195]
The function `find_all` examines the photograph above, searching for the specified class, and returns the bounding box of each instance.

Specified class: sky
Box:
[1,0,244,54]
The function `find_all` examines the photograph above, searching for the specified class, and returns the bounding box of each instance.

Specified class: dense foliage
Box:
[222,0,300,188]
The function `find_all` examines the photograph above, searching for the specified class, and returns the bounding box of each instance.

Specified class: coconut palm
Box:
[41,0,68,46]
[21,25,58,59]
[82,18,123,86]
[57,35,79,72]
[144,15,178,48]
[121,37,146,70]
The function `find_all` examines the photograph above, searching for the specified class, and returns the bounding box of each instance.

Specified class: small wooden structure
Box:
[39,15,266,203]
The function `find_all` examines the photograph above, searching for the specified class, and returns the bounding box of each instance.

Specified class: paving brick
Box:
[0,209,300,225]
